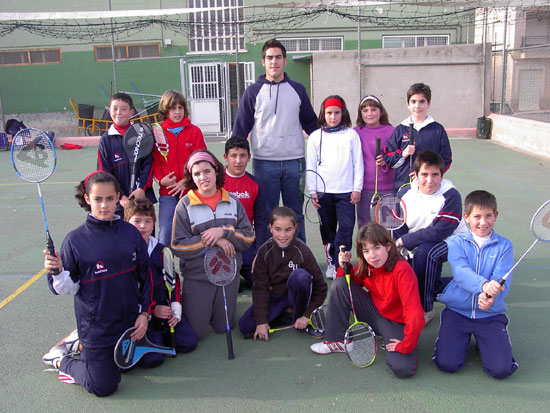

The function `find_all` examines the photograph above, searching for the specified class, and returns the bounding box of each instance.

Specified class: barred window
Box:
[94,43,160,61]
[382,35,450,49]
[279,37,344,53]
[188,0,244,54]
[0,48,61,66]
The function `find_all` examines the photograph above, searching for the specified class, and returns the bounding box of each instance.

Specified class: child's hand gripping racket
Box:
[340,246,377,368]
[11,128,58,277]
[162,247,178,357]
[114,326,176,369]
[486,200,550,298]
[204,245,237,360]
[369,137,382,221]
[123,122,154,193]
[398,124,415,196]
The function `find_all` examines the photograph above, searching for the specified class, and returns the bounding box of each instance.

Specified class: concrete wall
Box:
[489,113,550,158]
[312,44,491,129]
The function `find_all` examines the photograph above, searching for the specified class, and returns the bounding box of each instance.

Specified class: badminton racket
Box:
[375,194,407,239]
[305,198,321,225]
[162,247,177,356]
[114,326,176,369]
[369,137,381,222]
[398,124,415,197]
[123,122,154,192]
[10,128,58,277]
[341,246,377,368]
[152,123,169,164]
[268,304,327,334]
[204,245,237,359]
[299,169,326,201]
[487,200,550,298]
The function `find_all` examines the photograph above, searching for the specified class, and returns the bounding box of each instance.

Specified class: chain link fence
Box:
[491,40,550,123]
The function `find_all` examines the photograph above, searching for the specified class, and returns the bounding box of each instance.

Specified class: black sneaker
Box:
[305,326,325,339]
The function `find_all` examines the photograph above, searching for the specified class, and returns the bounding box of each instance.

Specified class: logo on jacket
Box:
[114,152,122,162]
[288,261,297,271]
[95,261,108,275]
[231,190,251,200]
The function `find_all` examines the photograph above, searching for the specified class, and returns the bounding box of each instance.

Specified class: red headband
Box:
[324,97,343,109]
[84,170,101,189]
[187,151,217,173]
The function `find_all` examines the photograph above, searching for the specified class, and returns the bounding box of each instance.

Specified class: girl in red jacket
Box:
[152,89,206,246]
[310,222,425,378]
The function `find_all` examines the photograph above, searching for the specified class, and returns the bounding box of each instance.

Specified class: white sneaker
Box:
[424,310,436,325]
[311,340,346,354]
[56,329,80,355]
[325,264,337,279]
[42,345,68,369]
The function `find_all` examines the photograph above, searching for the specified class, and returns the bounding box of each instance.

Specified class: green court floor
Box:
[0,138,549,411]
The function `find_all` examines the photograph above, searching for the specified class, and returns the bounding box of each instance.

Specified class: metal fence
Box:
[491,41,550,123]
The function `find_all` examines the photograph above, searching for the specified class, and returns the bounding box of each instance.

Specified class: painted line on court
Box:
[0,181,79,187]
[0,268,46,309]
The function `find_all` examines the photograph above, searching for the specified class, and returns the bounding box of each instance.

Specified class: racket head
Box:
[204,246,237,286]
[299,169,326,200]
[162,247,176,291]
[114,326,176,369]
[531,200,550,242]
[309,304,327,332]
[123,122,154,162]
[370,193,381,222]
[152,123,169,156]
[344,322,377,368]
[375,194,407,231]
[305,198,320,224]
[10,128,56,183]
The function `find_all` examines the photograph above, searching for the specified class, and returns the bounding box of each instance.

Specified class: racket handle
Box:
[46,231,59,276]
[170,328,176,358]
[226,329,234,360]
[375,137,381,157]
[409,123,414,145]
[339,246,351,274]
[486,277,507,299]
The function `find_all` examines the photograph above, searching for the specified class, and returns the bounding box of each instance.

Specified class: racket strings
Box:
[204,249,237,286]
[12,131,56,182]
[532,203,550,241]
[345,323,377,367]
[300,169,326,200]
[310,305,327,331]
[376,195,406,230]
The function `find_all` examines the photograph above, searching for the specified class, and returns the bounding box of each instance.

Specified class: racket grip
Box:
[227,329,234,360]
[339,246,351,274]
[171,329,176,358]
[375,137,381,157]
[409,123,414,145]
[46,231,59,276]
[486,277,506,299]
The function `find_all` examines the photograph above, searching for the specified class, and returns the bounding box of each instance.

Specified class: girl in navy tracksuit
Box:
[43,171,153,397]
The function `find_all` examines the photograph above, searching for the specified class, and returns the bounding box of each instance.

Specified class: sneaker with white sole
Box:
[42,345,68,369]
[325,264,337,279]
[305,325,325,339]
[56,329,81,355]
[310,340,346,354]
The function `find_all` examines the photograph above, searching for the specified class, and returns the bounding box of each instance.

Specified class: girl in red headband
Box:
[170,149,255,340]
[306,95,364,279]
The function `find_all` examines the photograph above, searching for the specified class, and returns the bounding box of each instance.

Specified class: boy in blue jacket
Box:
[433,190,518,379]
